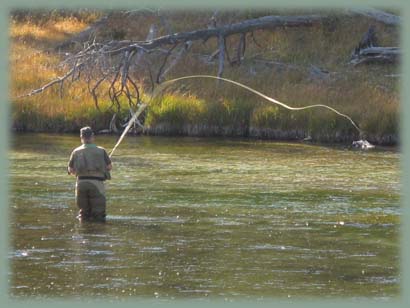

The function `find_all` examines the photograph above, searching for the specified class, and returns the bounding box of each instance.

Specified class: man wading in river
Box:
[68,126,112,222]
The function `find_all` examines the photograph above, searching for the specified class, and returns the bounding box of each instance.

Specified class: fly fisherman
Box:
[68,126,112,222]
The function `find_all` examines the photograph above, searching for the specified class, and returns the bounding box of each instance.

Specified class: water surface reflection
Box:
[9,134,400,299]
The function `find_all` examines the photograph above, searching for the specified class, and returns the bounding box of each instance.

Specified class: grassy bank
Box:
[10,10,400,144]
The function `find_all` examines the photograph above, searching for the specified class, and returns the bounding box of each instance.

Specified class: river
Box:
[8,133,400,300]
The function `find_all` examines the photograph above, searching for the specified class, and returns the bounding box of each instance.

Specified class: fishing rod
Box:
[108,74,364,158]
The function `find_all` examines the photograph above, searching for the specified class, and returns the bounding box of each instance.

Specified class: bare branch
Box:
[126,76,140,105]
[348,8,401,26]
[136,14,323,50]
[224,37,233,66]
[236,33,246,65]
[208,49,220,62]
[209,10,219,28]
[350,46,400,65]
[250,31,263,48]
[217,34,225,78]
[146,63,155,93]
[132,24,157,70]
[121,50,135,91]
[109,113,119,134]
[157,10,174,35]
[156,43,178,84]
[16,64,81,99]
[159,41,193,82]
[89,75,107,110]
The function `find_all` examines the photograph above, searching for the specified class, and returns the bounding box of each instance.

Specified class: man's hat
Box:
[80,126,94,138]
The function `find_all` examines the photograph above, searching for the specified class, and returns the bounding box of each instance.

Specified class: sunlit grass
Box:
[10,15,129,132]
[10,17,88,45]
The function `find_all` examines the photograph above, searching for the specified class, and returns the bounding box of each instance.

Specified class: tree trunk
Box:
[108,14,324,54]
[350,47,400,65]
[348,8,401,26]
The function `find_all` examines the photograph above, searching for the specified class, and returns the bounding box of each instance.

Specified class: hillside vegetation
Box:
[10,9,400,144]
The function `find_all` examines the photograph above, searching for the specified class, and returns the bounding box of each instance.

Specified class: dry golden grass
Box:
[10,18,87,42]
[10,16,116,132]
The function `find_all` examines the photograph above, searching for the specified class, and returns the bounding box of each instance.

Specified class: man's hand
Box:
[68,166,76,175]
[107,163,112,171]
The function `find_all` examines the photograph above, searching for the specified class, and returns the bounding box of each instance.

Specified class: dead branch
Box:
[209,10,219,28]
[217,34,225,78]
[156,44,178,83]
[109,113,119,134]
[158,41,192,83]
[133,14,323,51]
[350,26,399,65]
[208,49,220,62]
[350,46,400,65]
[348,8,401,26]
[16,64,81,99]
[223,37,233,66]
[250,31,263,48]
[157,10,174,35]
[234,33,246,65]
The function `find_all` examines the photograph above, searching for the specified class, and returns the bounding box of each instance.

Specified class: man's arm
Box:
[103,150,112,180]
[104,150,112,171]
[68,151,76,175]
[68,166,76,175]
[107,163,112,171]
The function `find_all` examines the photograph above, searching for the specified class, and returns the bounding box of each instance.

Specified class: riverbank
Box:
[10,10,400,146]
[11,92,398,146]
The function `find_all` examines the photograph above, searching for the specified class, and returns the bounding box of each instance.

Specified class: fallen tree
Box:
[350,25,400,65]
[17,13,326,112]
[348,7,401,26]
[350,46,400,65]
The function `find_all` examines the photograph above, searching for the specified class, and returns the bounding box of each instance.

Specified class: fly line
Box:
[109,75,363,157]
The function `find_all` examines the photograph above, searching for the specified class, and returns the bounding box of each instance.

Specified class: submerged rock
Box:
[352,139,375,149]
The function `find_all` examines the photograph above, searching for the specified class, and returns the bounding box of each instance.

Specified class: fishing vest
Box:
[71,144,110,180]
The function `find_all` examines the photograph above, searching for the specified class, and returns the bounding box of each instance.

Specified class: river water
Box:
[8,133,400,300]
